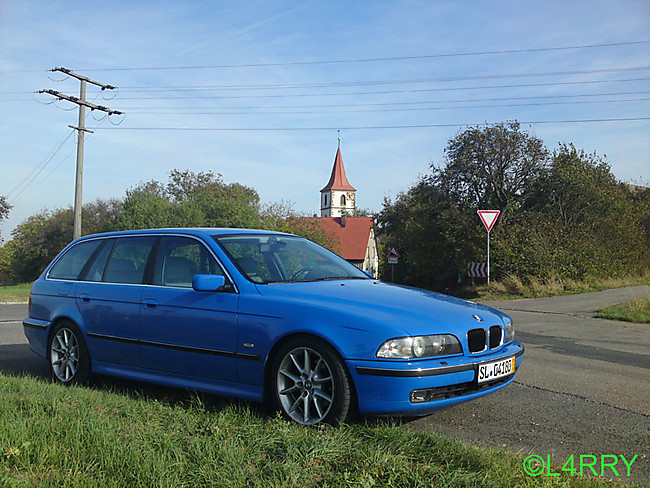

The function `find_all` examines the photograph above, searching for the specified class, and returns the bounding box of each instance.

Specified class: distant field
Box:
[0,374,620,488]
[0,283,31,302]
[596,296,650,323]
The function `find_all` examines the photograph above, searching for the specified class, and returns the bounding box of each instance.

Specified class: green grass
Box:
[595,296,650,323]
[0,284,31,303]
[469,273,650,301]
[0,374,631,488]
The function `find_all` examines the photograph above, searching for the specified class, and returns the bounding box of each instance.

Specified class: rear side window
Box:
[154,236,224,288]
[83,239,116,282]
[103,236,156,284]
[49,240,103,281]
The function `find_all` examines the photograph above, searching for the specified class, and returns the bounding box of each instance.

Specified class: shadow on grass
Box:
[0,342,266,419]
[0,343,433,426]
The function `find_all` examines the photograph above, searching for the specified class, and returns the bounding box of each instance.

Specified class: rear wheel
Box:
[271,337,352,426]
[48,321,91,385]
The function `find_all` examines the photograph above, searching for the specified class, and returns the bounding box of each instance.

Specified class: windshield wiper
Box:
[266,276,369,284]
[308,276,369,282]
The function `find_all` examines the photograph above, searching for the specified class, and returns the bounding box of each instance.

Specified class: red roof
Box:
[320,148,356,192]
[301,216,373,260]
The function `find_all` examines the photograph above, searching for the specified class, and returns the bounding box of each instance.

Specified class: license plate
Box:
[477,356,515,384]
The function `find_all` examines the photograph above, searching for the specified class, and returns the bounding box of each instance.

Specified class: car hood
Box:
[255,279,509,337]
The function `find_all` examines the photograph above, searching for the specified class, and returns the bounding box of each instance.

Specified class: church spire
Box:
[320,138,356,192]
[320,134,356,217]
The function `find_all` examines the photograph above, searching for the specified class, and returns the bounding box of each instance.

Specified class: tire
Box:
[47,320,92,385]
[270,336,353,426]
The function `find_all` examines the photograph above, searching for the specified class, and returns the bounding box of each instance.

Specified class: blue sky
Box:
[1,0,649,239]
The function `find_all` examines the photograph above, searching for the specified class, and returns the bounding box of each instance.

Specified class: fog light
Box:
[410,389,429,403]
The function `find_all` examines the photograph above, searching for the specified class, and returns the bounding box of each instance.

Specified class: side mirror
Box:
[363,271,373,278]
[192,274,227,292]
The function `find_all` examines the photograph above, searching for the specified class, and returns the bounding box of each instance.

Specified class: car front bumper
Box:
[347,341,524,415]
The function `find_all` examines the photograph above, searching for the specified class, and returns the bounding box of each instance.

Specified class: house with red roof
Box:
[302,139,379,277]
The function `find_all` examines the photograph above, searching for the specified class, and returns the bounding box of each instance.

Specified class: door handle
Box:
[80,294,91,303]
[143,298,158,309]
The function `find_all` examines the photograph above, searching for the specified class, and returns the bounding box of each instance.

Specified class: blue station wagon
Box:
[24,228,524,425]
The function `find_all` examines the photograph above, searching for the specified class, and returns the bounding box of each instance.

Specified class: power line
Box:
[8,129,76,204]
[10,115,113,205]
[122,91,650,113]
[3,76,648,104]
[4,75,650,98]
[69,40,650,72]
[123,97,650,116]
[115,72,650,92]
[2,40,648,75]
[86,67,650,102]
[94,117,650,132]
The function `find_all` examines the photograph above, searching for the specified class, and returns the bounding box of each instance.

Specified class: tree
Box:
[117,180,204,230]
[438,121,548,217]
[499,144,650,280]
[378,125,648,291]
[260,200,338,250]
[117,170,262,230]
[377,179,481,289]
[1,199,122,284]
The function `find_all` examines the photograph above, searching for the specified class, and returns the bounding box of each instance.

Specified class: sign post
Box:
[477,210,500,285]
[387,248,400,282]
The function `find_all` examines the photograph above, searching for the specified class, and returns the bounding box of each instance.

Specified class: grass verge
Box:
[0,284,31,303]
[470,273,650,300]
[0,374,630,488]
[595,296,650,323]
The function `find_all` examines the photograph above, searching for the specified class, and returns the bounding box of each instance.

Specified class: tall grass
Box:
[0,283,31,303]
[475,272,650,300]
[0,374,618,487]
[596,297,650,323]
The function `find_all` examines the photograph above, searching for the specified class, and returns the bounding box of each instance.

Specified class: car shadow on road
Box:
[0,343,50,378]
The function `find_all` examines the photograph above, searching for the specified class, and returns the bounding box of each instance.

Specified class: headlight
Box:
[505,321,515,342]
[376,334,462,359]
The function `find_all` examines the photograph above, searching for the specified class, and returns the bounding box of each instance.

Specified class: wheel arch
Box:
[46,316,92,365]
[262,332,359,411]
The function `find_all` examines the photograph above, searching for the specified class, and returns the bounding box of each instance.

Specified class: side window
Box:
[218,238,274,283]
[49,240,102,281]
[103,236,156,284]
[154,236,224,288]
[83,239,116,282]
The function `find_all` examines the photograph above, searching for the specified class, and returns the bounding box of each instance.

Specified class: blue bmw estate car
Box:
[24,228,523,425]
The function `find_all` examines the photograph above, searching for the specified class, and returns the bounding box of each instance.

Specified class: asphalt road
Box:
[408,285,650,483]
[2,287,649,482]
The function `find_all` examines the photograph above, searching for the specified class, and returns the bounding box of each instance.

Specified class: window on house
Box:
[340,195,346,206]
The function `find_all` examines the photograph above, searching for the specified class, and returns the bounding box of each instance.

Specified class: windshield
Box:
[214,234,369,284]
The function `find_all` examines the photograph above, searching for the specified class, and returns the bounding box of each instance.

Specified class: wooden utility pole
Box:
[39,67,122,240]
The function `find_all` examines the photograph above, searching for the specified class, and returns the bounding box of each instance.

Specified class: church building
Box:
[302,140,379,278]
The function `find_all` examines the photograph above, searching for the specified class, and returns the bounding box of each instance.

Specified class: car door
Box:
[139,235,239,382]
[76,235,157,369]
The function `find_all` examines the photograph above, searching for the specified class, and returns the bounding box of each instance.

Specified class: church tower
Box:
[320,137,356,217]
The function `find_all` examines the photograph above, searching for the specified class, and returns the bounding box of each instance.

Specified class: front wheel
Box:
[271,337,353,426]
[48,321,91,385]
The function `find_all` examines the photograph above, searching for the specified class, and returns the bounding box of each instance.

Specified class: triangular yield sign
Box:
[477,210,500,232]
